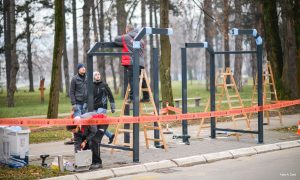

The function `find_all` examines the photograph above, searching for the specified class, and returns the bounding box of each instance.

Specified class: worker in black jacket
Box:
[93,71,115,144]
[70,63,88,117]
[66,121,106,169]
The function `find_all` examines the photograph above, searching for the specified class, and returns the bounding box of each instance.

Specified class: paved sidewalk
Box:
[28,114,300,179]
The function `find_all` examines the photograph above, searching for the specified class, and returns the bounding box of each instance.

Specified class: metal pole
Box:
[58,155,64,172]
[257,43,264,143]
[181,48,188,143]
[132,48,140,162]
[210,51,216,139]
[87,54,94,112]
[153,48,160,147]
[123,67,130,144]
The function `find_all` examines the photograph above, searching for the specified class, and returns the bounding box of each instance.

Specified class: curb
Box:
[111,164,146,177]
[144,160,177,171]
[43,140,300,180]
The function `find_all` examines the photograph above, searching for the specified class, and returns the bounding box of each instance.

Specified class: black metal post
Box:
[210,51,216,139]
[153,48,160,147]
[181,48,188,143]
[87,54,94,112]
[123,68,130,144]
[257,43,264,143]
[132,48,140,162]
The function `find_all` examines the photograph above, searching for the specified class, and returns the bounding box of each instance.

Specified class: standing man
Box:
[114,24,149,102]
[70,63,88,117]
[93,71,116,144]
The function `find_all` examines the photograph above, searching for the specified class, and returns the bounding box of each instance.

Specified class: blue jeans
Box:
[95,108,113,138]
[73,103,87,117]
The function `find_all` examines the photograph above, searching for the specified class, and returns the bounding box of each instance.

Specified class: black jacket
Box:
[70,73,87,105]
[73,125,106,152]
[93,81,115,110]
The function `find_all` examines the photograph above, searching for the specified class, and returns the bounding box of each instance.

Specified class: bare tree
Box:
[47,0,64,118]
[141,0,148,74]
[63,2,70,97]
[96,0,106,81]
[204,0,214,90]
[24,1,34,92]
[233,0,243,90]
[149,1,154,89]
[5,0,19,107]
[82,0,91,65]
[263,1,284,98]
[280,0,298,99]
[160,0,174,107]
[72,0,78,75]
[295,0,300,97]
[107,15,118,94]
[223,0,230,73]
[3,0,11,94]
[116,0,127,96]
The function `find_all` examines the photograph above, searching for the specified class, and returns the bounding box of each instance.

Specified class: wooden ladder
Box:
[249,61,283,125]
[197,68,252,140]
[197,69,225,136]
[111,69,168,153]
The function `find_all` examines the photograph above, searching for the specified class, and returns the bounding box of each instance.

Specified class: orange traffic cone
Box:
[297,121,300,135]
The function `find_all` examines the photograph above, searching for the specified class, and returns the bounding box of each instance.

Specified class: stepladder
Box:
[111,69,168,153]
[249,61,283,125]
[197,69,225,137]
[197,68,252,140]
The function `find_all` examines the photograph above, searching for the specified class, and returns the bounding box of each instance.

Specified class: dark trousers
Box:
[89,130,104,164]
[74,130,105,164]
[125,65,149,100]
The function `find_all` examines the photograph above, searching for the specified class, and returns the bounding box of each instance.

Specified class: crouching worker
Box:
[66,122,107,169]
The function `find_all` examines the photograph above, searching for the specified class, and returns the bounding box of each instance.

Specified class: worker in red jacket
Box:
[114,24,149,102]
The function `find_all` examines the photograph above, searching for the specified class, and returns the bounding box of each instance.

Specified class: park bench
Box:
[159,97,201,108]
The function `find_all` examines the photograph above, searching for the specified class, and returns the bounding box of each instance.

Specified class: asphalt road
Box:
[110,147,300,180]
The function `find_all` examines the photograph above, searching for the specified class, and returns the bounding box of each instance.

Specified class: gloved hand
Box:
[111,103,116,113]
[72,104,77,111]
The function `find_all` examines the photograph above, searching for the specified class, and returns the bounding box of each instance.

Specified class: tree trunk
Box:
[141,0,148,74]
[204,0,214,90]
[294,0,300,98]
[263,1,284,98]
[4,0,11,96]
[72,0,78,75]
[25,2,34,92]
[250,1,263,84]
[96,0,106,82]
[116,0,127,97]
[108,16,118,94]
[154,5,160,52]
[233,0,243,91]
[82,0,91,65]
[7,0,19,107]
[149,1,154,89]
[59,62,63,93]
[47,0,64,118]
[63,2,70,97]
[223,0,229,70]
[160,0,173,107]
[280,0,298,99]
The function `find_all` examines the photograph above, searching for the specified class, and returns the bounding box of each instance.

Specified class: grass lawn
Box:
[0,165,69,180]
[0,80,255,117]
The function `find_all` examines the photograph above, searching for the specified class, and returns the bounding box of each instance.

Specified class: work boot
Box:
[90,163,103,170]
[108,134,115,144]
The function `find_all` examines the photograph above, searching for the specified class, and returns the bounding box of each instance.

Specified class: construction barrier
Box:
[0,99,299,127]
